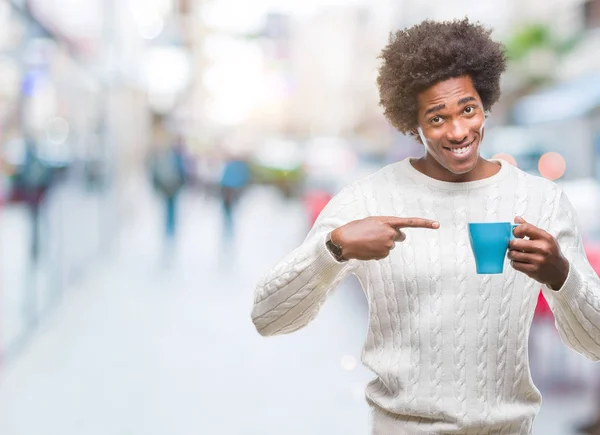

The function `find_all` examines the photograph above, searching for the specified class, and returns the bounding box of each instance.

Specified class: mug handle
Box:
[510,223,520,241]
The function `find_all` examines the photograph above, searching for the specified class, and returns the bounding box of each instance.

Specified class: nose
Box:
[446,120,469,144]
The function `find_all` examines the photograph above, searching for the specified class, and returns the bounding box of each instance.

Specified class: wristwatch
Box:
[326,231,347,262]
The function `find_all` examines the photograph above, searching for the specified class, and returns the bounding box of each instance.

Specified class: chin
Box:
[443,156,479,175]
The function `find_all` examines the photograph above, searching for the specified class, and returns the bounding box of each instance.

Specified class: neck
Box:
[413,154,499,183]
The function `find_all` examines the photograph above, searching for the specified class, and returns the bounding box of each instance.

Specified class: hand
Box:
[331,216,440,261]
[508,216,569,290]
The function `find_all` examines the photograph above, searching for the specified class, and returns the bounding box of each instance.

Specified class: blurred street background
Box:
[0,0,600,434]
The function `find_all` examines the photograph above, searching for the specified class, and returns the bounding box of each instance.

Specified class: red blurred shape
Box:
[304,190,332,227]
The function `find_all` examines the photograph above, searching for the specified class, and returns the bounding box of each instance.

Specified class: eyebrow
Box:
[424,104,445,116]
[423,96,478,116]
[458,96,477,106]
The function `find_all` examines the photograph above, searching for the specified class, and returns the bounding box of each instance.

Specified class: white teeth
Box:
[450,145,470,155]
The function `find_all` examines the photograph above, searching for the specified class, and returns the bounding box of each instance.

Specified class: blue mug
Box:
[468,222,519,274]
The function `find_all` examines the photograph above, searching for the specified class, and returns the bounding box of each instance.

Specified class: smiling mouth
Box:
[444,140,475,156]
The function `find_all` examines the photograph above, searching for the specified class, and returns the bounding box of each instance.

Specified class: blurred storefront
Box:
[0,0,156,363]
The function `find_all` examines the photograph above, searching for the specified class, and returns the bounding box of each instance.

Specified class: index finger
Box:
[513,221,549,240]
[384,217,440,229]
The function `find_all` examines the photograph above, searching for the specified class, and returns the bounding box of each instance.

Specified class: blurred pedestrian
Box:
[12,137,53,262]
[251,18,600,434]
[219,156,250,237]
[150,135,187,244]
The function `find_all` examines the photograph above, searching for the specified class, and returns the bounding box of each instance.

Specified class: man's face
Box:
[415,75,486,175]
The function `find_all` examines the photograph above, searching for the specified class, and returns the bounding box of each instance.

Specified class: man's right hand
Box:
[330,216,440,261]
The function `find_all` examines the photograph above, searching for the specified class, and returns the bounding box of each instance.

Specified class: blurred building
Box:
[507,0,600,182]
[286,6,389,148]
[0,0,183,361]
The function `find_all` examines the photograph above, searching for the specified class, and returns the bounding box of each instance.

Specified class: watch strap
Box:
[326,231,347,262]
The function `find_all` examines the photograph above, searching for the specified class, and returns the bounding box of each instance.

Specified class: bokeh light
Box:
[340,355,357,371]
[492,153,517,166]
[45,116,70,144]
[137,14,164,40]
[538,152,566,180]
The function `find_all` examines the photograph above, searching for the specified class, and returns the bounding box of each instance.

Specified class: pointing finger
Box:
[384,217,440,230]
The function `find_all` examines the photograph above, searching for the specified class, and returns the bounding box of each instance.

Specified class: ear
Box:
[479,117,486,142]
[409,126,423,143]
[409,128,423,145]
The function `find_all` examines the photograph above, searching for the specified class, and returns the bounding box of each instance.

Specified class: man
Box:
[150,135,187,242]
[219,155,251,236]
[251,18,600,434]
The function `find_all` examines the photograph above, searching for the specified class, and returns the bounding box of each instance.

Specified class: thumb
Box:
[514,216,526,224]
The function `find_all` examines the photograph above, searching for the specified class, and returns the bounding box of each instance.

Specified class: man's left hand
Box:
[508,216,570,290]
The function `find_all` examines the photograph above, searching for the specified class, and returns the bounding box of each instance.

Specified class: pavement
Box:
[0,184,597,435]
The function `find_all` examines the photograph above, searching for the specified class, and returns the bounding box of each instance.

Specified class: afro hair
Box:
[376,18,507,134]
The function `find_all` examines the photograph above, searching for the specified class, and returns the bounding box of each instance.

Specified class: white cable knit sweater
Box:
[251,158,600,434]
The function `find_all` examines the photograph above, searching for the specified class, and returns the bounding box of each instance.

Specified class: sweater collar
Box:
[399,157,510,191]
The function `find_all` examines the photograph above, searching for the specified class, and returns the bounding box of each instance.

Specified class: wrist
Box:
[327,229,348,262]
[330,228,343,246]
[549,258,570,291]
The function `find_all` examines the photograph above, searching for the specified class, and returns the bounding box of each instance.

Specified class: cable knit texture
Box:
[251,158,600,434]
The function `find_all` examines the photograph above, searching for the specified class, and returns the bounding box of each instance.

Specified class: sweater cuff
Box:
[313,232,350,279]
[543,261,584,308]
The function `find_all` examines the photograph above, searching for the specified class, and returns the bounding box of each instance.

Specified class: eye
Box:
[430,116,442,125]
[464,106,476,115]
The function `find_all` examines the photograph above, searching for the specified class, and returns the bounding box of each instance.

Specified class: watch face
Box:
[330,242,342,255]
[326,238,344,261]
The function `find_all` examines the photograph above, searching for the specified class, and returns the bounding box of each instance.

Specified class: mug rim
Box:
[468,221,513,225]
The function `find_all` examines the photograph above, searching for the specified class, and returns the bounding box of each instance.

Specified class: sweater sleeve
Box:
[541,188,600,361]
[251,183,364,336]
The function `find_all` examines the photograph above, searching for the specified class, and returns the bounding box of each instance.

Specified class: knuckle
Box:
[541,248,551,257]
